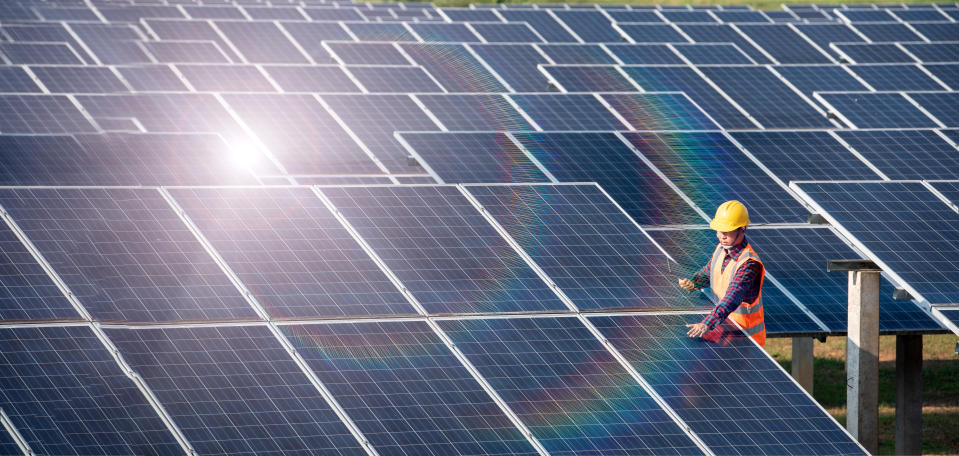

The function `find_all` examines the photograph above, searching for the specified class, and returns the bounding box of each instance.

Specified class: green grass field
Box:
[425,0,940,10]
[765,335,959,455]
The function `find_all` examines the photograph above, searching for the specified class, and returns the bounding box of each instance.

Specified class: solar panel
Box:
[817,93,939,128]
[184,5,246,19]
[466,184,712,310]
[701,66,832,128]
[0,188,255,322]
[114,65,191,92]
[509,93,628,130]
[793,181,959,306]
[416,94,534,131]
[243,6,305,20]
[176,64,276,92]
[99,6,181,22]
[0,215,79,321]
[713,10,771,22]
[213,21,310,64]
[320,185,567,314]
[410,23,480,42]
[625,131,809,224]
[925,63,959,90]
[349,66,446,93]
[105,325,365,455]
[604,44,685,64]
[321,94,440,173]
[302,7,365,21]
[262,66,360,93]
[141,41,231,63]
[644,229,825,334]
[835,129,959,179]
[838,9,897,21]
[0,42,84,65]
[601,93,720,130]
[661,10,716,22]
[849,64,948,91]
[589,314,867,454]
[401,44,508,93]
[0,95,97,134]
[470,44,552,92]
[538,43,617,64]
[326,42,411,65]
[0,326,183,455]
[143,19,244,62]
[730,130,882,181]
[901,43,959,63]
[470,23,544,43]
[347,23,418,42]
[0,67,43,93]
[281,320,539,455]
[34,6,99,21]
[552,10,622,42]
[1,24,94,64]
[437,316,701,455]
[773,65,869,97]
[672,43,754,64]
[69,23,152,65]
[893,9,953,22]
[500,10,578,42]
[833,43,916,64]
[541,65,638,92]
[792,24,866,59]
[27,66,127,94]
[737,24,832,64]
[512,132,705,226]
[618,24,689,43]
[910,23,959,40]
[399,132,549,183]
[908,92,959,126]
[76,93,246,138]
[621,66,756,129]
[850,23,925,43]
[930,181,959,206]
[607,10,663,22]
[279,23,352,62]
[676,24,772,64]
[441,8,501,21]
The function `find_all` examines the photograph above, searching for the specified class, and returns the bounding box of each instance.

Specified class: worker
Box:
[677,200,766,346]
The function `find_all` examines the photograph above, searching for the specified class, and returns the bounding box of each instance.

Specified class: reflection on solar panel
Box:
[471,44,552,92]
[850,65,947,91]
[0,95,97,134]
[177,64,276,92]
[282,321,539,455]
[542,65,638,92]
[263,66,360,93]
[622,66,756,129]
[645,229,824,334]
[215,21,309,64]
[818,93,938,128]
[908,92,959,127]
[280,23,351,62]
[601,93,720,130]
[510,93,628,130]
[0,326,183,455]
[467,184,711,310]
[539,44,616,64]
[0,188,254,323]
[699,66,832,128]
[349,23,418,42]
[438,316,701,455]
[416,94,534,130]
[348,66,445,93]
[320,186,566,314]
[730,130,881,181]
[322,94,439,173]
[0,218,78,321]
[76,93,246,138]
[835,130,959,179]
[170,187,415,318]
[326,42,410,65]
[399,132,550,183]
[513,132,705,225]
[793,181,959,306]
[144,20,242,62]
[590,314,866,455]
[773,65,868,97]
[115,65,191,91]
[402,44,508,93]
[106,325,364,456]
[142,41,231,63]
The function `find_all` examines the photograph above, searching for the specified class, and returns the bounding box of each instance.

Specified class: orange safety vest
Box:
[709,242,766,347]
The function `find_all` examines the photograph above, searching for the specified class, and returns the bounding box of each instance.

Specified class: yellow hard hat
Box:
[710,200,750,232]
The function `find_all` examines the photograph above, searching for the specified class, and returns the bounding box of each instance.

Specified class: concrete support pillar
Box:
[895,334,922,455]
[791,337,814,394]
[846,269,880,455]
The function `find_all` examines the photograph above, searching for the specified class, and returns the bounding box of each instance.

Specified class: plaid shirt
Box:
[691,237,763,330]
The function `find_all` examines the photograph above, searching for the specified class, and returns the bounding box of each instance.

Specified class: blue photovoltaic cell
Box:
[471,23,543,43]
[737,24,832,64]
[673,44,754,64]
[713,10,770,22]
[141,41,230,64]
[263,66,360,93]
[553,10,622,42]
[223,93,381,174]
[908,92,959,127]
[320,186,566,314]
[321,94,440,173]
[244,6,304,20]
[730,131,882,181]
[501,10,578,42]
[467,184,712,310]
[838,9,896,21]
[901,43,959,63]
[0,326,182,455]
[399,132,549,183]
[746,228,942,333]
[622,66,756,129]
[773,65,868,97]
[1,24,91,63]
[410,23,480,42]
[143,19,243,62]
[542,65,636,92]
[471,44,551,92]
[894,9,953,22]
[283,321,538,455]
[850,65,947,91]
[115,65,190,92]
[699,66,832,128]
[538,44,616,64]
[795,181,959,306]
[617,24,688,43]
[0,188,255,323]
[608,10,663,22]
[676,24,771,64]
[930,181,959,206]
[106,325,364,456]
[69,23,152,65]
[849,23,923,42]
[793,24,865,59]
[818,93,938,128]
[280,23,351,63]
[326,42,411,65]
[402,44,507,93]
[170,187,415,319]
[184,5,245,19]
[177,64,276,92]
[513,132,705,226]
[0,215,78,321]
[833,44,915,64]
[624,132,809,224]
[645,229,824,335]
[0,42,84,65]
[835,130,959,180]
[0,95,96,134]
[910,23,959,41]
[0,67,42,93]
[441,8,500,21]
[348,66,445,93]
[509,94,628,130]
[661,10,715,22]
[925,64,959,90]
[601,93,720,131]
[303,8,365,21]
[416,94,534,131]
[439,316,699,455]
[347,23,418,42]
[590,314,867,455]
[76,93,246,139]
[214,21,309,64]
[605,44,684,64]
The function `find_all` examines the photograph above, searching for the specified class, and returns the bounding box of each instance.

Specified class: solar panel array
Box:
[0,0,954,452]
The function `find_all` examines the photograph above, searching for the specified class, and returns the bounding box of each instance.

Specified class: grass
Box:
[417,0,941,11]
[765,335,959,455]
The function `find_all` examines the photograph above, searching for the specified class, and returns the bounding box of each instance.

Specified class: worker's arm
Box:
[700,259,762,330]
[678,263,711,292]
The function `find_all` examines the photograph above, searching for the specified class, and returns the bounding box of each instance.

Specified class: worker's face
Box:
[716,227,745,248]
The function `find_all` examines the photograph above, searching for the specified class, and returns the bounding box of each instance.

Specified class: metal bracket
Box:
[893,288,913,301]
[826,259,882,272]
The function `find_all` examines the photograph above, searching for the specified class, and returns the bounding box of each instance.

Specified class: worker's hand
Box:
[677,277,696,293]
[686,323,708,338]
